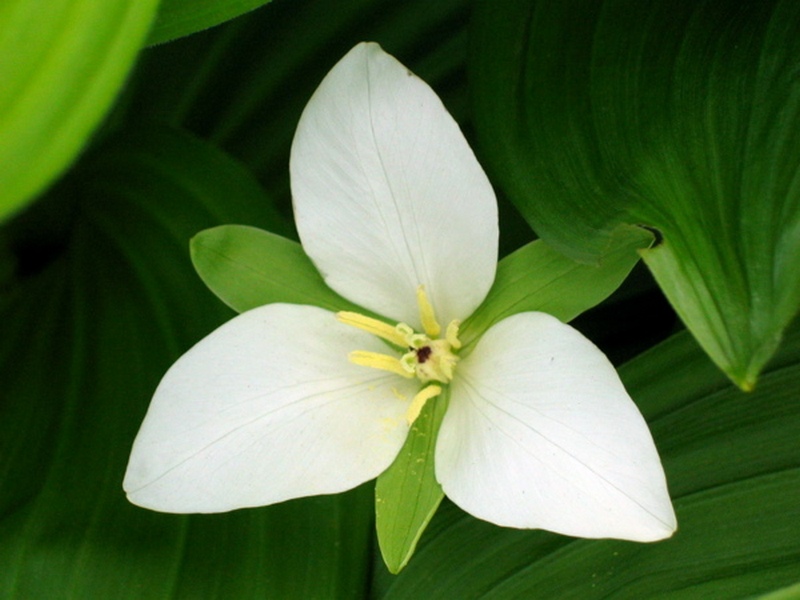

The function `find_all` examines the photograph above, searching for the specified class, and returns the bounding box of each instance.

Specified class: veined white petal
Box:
[437,312,676,541]
[124,304,416,513]
[291,42,498,328]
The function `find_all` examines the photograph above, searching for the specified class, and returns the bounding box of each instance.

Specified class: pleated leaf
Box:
[471,0,800,390]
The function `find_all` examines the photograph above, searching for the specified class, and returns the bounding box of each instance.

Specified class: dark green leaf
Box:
[471,0,800,389]
[0,125,372,598]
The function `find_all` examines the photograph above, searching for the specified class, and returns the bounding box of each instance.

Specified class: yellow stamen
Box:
[337,312,407,348]
[406,385,442,425]
[445,320,462,349]
[349,351,416,378]
[416,285,441,338]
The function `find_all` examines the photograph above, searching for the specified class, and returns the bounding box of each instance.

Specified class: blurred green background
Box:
[1,0,798,597]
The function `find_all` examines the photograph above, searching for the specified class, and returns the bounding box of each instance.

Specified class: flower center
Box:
[337,286,461,424]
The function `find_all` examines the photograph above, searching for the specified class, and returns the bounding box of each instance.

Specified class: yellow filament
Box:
[348,351,415,378]
[337,312,407,347]
[416,286,441,337]
[406,385,442,425]
[445,320,462,349]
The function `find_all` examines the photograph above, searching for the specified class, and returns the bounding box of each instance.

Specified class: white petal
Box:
[437,312,676,541]
[124,304,416,513]
[290,42,498,327]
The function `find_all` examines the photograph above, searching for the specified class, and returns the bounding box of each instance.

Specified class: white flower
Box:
[123,42,676,542]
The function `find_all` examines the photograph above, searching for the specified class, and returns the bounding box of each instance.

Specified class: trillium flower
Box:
[124,42,676,542]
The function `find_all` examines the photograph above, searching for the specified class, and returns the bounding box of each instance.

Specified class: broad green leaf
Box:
[191,225,359,314]
[460,225,652,348]
[373,324,800,599]
[471,0,800,389]
[147,0,272,46]
[0,125,372,598]
[0,0,159,223]
[375,388,449,574]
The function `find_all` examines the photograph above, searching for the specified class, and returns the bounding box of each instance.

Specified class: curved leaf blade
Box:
[0,0,159,223]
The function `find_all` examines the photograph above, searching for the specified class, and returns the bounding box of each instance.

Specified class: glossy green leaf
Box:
[460,225,651,348]
[0,125,372,598]
[471,0,800,389]
[147,0,272,46]
[375,388,449,574]
[0,0,159,223]
[374,324,800,598]
[191,225,360,314]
